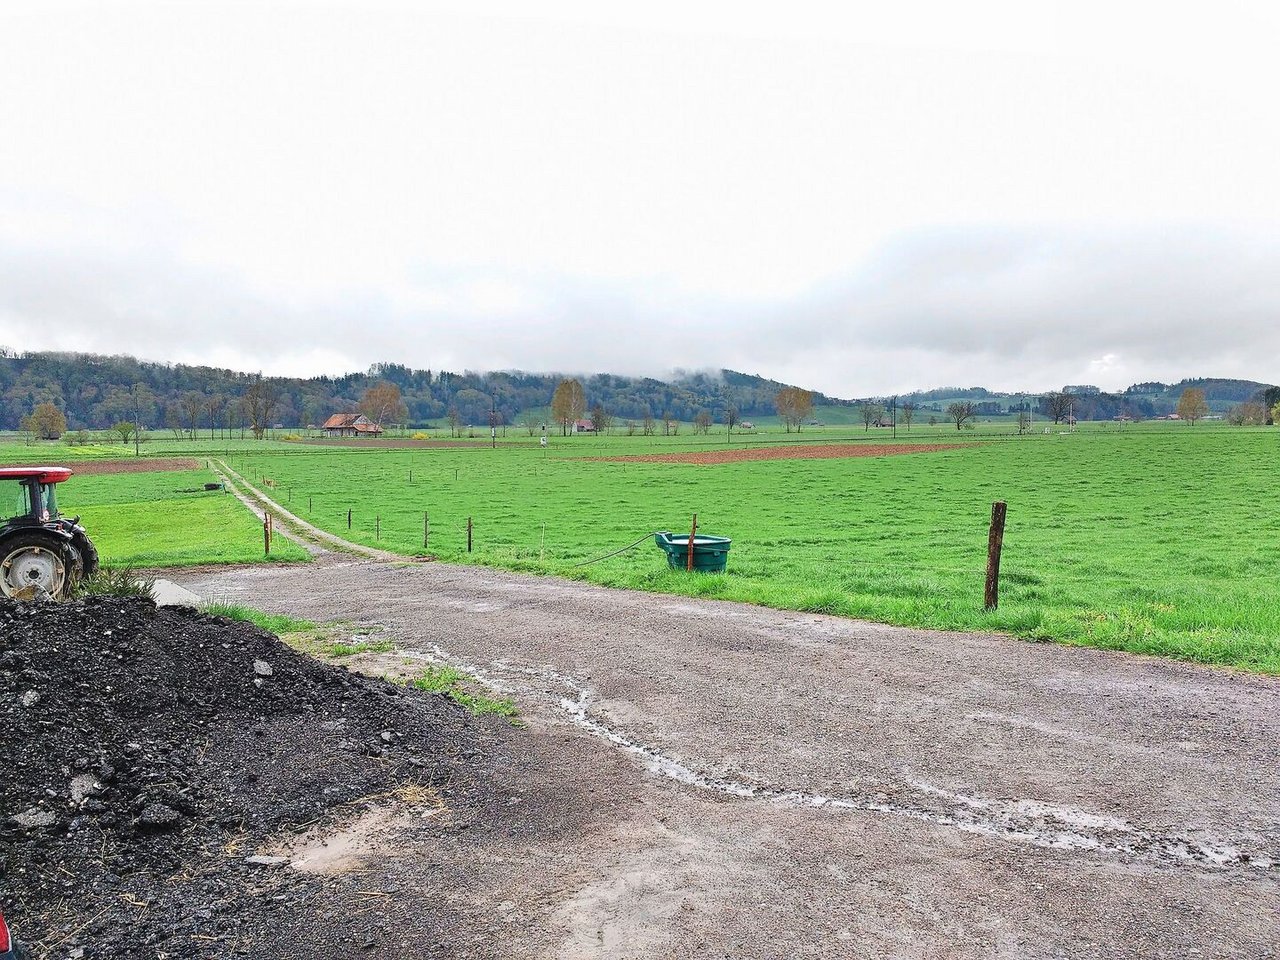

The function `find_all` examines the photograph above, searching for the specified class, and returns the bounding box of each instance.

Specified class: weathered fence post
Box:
[424,511,429,549]
[687,514,698,572]
[376,515,380,541]
[467,516,473,553]
[347,508,352,530]
[985,501,1007,610]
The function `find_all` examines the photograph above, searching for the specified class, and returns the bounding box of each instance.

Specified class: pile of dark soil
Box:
[0,597,499,958]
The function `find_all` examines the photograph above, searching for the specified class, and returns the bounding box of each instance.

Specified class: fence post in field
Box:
[467,516,473,553]
[376,515,380,541]
[263,514,270,555]
[424,511,429,549]
[985,501,1007,611]
[687,514,698,572]
[347,508,352,530]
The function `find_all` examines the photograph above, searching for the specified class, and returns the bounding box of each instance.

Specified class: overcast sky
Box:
[2,1,1279,396]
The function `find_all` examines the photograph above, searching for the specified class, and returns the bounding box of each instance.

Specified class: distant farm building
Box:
[573,419,596,433]
[738,421,754,430]
[321,413,383,438]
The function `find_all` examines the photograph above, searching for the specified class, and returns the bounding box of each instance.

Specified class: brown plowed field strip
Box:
[588,443,969,465]
[299,439,497,449]
[71,457,201,474]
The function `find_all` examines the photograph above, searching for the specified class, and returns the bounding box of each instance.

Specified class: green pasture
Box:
[52,468,309,567]
[203,425,1280,673]
[4,425,1279,672]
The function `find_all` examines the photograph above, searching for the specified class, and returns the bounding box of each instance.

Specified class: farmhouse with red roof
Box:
[321,413,383,438]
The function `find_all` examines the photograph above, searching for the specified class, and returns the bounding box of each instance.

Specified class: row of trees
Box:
[545,378,767,436]
[0,351,843,433]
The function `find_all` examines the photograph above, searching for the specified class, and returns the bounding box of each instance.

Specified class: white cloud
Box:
[1,1,1278,394]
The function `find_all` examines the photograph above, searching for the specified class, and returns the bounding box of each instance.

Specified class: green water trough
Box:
[654,531,731,573]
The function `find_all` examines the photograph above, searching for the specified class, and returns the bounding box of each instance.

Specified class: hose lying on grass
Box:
[571,532,661,568]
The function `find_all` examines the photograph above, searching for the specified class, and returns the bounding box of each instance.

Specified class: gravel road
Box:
[171,556,1280,958]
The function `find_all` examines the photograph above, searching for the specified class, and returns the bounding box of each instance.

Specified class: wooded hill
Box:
[896,378,1277,419]
[0,351,850,431]
[0,349,1273,431]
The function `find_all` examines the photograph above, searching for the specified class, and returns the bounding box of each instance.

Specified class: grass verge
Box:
[201,601,317,635]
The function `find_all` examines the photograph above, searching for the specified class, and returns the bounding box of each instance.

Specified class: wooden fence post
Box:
[467,516,473,553]
[347,508,352,529]
[263,515,269,555]
[687,514,698,572]
[424,511,429,549]
[985,501,1007,610]
[376,515,380,540]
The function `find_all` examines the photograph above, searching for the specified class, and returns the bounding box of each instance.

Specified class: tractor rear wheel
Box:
[71,530,99,579]
[0,530,74,600]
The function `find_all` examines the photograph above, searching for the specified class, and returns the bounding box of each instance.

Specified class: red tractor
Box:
[0,466,98,600]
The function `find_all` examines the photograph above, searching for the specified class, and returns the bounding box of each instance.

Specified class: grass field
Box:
[3,425,1277,672]
[29,467,310,567]
[203,424,1280,672]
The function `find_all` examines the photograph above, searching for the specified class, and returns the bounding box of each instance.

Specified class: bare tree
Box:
[205,393,225,440]
[242,376,280,440]
[181,391,204,439]
[694,409,712,434]
[521,413,541,436]
[946,401,977,430]
[900,401,917,431]
[446,407,460,438]
[1042,391,1074,424]
[1017,409,1032,434]
[590,403,612,434]
[642,413,656,436]
[724,405,739,435]
[165,404,184,439]
[860,402,884,431]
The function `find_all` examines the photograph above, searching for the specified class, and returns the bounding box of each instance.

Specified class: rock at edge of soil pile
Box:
[0,597,496,958]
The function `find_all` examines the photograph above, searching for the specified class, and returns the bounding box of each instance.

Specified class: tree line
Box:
[0,351,845,436]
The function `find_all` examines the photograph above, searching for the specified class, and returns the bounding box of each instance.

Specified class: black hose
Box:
[571,532,659,567]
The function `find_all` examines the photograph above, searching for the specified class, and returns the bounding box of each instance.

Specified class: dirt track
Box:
[168,556,1280,958]
[587,442,967,464]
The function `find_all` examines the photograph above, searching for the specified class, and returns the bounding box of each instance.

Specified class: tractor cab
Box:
[3,467,72,524]
[0,467,96,600]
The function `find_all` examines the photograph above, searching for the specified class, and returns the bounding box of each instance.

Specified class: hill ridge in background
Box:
[0,350,850,431]
[0,349,1273,429]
